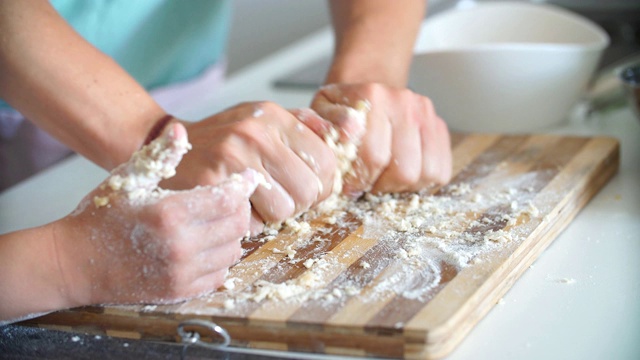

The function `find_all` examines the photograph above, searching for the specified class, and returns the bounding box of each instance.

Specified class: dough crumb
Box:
[141,305,157,312]
[223,299,236,310]
[303,258,317,269]
[223,278,237,290]
[93,196,110,208]
[559,278,576,285]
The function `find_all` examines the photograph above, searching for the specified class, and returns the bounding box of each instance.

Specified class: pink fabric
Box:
[150,58,227,116]
[0,60,226,193]
[0,109,73,192]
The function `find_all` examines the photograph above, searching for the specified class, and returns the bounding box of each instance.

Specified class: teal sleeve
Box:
[0,0,231,109]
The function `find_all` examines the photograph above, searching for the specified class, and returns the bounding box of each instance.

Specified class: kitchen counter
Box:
[1,27,639,360]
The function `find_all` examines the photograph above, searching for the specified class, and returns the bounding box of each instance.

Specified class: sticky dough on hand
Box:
[93,125,192,207]
[263,100,371,232]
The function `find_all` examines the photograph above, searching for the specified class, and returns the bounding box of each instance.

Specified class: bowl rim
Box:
[414,42,608,55]
[415,1,610,54]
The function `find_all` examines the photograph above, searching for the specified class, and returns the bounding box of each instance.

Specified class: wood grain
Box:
[21,133,620,359]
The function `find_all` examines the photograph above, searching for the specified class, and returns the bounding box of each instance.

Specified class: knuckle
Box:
[252,101,285,117]
[422,96,435,110]
[164,240,191,264]
[392,163,421,186]
[361,82,384,100]
[365,145,391,173]
[254,100,275,111]
[164,269,189,299]
[215,134,245,162]
[147,204,180,236]
[230,117,264,140]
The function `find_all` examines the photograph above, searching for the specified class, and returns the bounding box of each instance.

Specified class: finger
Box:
[249,209,264,237]
[190,201,251,252]
[432,116,453,184]
[157,268,230,302]
[192,237,243,276]
[372,106,422,193]
[250,111,334,220]
[159,168,261,225]
[288,108,337,201]
[106,121,192,197]
[415,106,452,188]
[188,268,230,297]
[250,153,319,222]
[341,108,392,197]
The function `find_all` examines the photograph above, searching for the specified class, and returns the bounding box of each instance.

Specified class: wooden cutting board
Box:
[22,133,619,359]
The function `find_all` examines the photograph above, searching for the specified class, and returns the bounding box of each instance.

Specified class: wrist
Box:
[143,114,175,146]
[49,218,94,308]
[325,52,409,88]
[0,223,78,321]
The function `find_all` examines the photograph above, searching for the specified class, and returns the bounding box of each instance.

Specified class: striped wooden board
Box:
[22,133,619,359]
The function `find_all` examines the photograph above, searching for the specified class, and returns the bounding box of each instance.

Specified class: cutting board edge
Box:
[402,136,620,359]
[17,135,622,360]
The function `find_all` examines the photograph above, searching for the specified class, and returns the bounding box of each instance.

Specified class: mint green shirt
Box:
[0,0,231,108]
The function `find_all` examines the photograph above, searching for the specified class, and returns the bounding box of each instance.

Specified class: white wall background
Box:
[224,0,460,75]
[226,0,331,75]
[224,0,638,75]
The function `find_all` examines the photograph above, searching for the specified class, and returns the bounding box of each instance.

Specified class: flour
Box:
[187,101,544,311]
[93,126,191,207]
[260,101,370,236]
[321,100,370,199]
[208,167,546,311]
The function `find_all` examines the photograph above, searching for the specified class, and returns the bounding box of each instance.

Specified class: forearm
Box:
[0,0,166,170]
[326,0,426,87]
[0,223,73,323]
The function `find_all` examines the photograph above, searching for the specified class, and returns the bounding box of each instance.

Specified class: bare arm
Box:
[0,123,259,323]
[0,223,71,322]
[312,1,451,195]
[0,1,342,237]
[0,0,167,170]
[326,0,426,87]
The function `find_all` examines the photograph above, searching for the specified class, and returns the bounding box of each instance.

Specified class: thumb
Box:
[104,121,192,200]
[310,88,370,144]
[161,168,266,222]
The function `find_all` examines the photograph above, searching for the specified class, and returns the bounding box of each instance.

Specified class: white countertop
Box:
[1,28,639,360]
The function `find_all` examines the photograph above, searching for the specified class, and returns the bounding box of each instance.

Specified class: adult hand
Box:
[311,83,452,197]
[164,102,337,233]
[54,123,262,306]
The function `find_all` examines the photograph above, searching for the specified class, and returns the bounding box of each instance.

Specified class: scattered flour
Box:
[208,168,545,310]
[260,101,370,237]
[116,104,546,312]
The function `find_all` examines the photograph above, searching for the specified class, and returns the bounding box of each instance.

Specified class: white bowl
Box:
[410,1,610,133]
